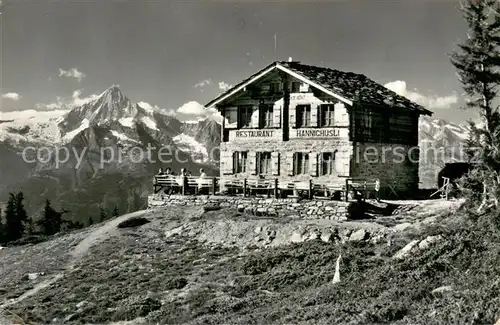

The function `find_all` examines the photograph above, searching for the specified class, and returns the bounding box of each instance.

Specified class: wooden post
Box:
[274,178,279,198]
[309,179,313,200]
[181,180,186,195]
[267,180,271,198]
[363,180,367,201]
[345,179,349,202]
[212,177,217,195]
[243,178,247,197]
[281,73,290,141]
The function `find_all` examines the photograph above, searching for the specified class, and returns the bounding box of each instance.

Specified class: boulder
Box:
[320,232,332,243]
[418,235,443,250]
[76,301,88,309]
[370,233,385,244]
[290,230,306,243]
[393,240,420,260]
[431,285,453,294]
[28,272,45,280]
[349,229,369,242]
[308,232,319,241]
[393,222,413,232]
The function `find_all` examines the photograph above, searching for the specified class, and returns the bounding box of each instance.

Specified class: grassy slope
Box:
[2,204,500,325]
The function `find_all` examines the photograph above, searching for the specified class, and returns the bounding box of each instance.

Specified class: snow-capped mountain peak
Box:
[60,85,137,131]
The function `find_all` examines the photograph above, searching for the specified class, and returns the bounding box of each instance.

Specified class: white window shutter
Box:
[309,152,318,176]
[220,151,226,175]
[286,152,294,176]
[289,106,296,128]
[248,151,257,175]
[224,107,238,129]
[271,152,280,176]
[343,151,351,176]
[318,152,323,176]
[273,105,281,127]
[311,105,318,127]
[251,106,259,128]
[334,102,348,126]
[221,151,233,175]
[335,151,344,175]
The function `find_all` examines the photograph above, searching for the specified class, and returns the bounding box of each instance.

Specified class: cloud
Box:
[384,80,458,109]
[218,82,232,92]
[2,92,21,101]
[194,79,212,89]
[59,68,86,82]
[71,89,99,106]
[174,101,222,123]
[35,89,98,110]
[137,101,171,115]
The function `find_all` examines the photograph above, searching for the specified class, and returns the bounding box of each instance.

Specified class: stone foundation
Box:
[148,194,352,221]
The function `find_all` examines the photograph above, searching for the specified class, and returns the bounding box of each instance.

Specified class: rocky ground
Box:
[2,198,499,325]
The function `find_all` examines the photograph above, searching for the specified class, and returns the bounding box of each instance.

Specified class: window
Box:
[257,152,272,175]
[363,109,373,138]
[293,152,309,175]
[259,105,273,128]
[233,151,247,173]
[320,104,335,127]
[296,105,311,127]
[321,152,336,175]
[291,82,301,93]
[238,105,253,128]
[269,82,283,94]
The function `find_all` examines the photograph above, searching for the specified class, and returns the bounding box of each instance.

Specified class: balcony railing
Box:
[153,175,380,201]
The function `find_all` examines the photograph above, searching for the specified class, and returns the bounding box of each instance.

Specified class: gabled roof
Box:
[204,61,433,116]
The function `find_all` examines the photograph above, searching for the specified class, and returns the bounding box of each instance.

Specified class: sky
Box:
[0,0,476,123]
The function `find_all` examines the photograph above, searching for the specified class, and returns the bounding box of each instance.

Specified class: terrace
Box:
[152,174,380,202]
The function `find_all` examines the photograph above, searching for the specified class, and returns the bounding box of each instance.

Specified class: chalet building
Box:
[205,60,433,197]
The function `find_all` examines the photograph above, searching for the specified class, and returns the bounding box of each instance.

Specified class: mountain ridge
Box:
[0,86,221,223]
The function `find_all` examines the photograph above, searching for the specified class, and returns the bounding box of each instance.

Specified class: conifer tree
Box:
[15,192,28,229]
[112,206,119,218]
[450,0,500,211]
[4,193,23,242]
[99,208,107,223]
[25,217,35,236]
[38,200,63,236]
[88,217,94,226]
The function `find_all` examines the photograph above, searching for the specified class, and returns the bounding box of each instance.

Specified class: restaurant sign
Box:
[292,127,347,139]
[229,129,282,141]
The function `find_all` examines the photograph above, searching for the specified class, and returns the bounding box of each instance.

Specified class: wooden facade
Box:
[206,61,432,198]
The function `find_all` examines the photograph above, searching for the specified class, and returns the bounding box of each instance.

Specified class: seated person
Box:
[197,168,207,193]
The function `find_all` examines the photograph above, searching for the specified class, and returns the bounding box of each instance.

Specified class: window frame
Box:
[257,152,272,175]
[291,82,301,93]
[320,104,335,127]
[296,105,311,128]
[269,82,283,94]
[293,152,310,175]
[238,105,253,129]
[259,104,274,128]
[320,152,336,176]
[233,151,248,173]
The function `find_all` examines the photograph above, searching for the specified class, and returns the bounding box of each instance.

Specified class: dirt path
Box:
[0,209,153,309]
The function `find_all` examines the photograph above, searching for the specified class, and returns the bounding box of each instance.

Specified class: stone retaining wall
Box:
[148,194,352,221]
